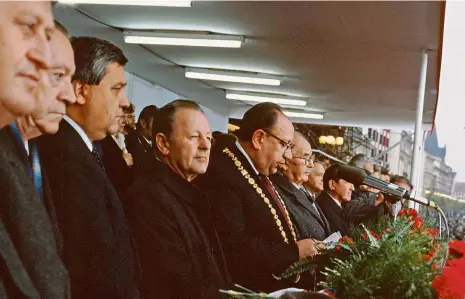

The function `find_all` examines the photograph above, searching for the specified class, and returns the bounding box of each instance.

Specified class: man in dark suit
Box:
[316,164,355,237]
[125,104,157,171]
[344,154,387,229]
[0,5,71,297]
[99,104,135,197]
[125,100,231,298]
[195,103,318,292]
[38,37,139,298]
[272,132,331,241]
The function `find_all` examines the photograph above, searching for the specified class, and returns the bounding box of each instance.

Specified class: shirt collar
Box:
[24,140,29,156]
[63,115,93,152]
[235,140,259,175]
[328,193,343,208]
[292,182,302,190]
[143,135,152,145]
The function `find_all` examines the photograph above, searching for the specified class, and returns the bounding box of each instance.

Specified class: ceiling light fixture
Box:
[284,111,324,120]
[124,31,243,48]
[185,68,280,86]
[57,0,192,6]
[226,91,307,106]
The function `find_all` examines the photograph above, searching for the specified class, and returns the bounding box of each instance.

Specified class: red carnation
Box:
[448,240,465,259]
[432,258,465,299]
[361,231,380,240]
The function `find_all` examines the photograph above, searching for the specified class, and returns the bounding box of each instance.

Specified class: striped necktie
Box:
[8,122,43,201]
[29,140,43,202]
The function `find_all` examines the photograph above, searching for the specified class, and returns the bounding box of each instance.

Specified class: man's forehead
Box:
[101,63,126,85]
[5,1,54,28]
[275,114,294,139]
[51,32,75,73]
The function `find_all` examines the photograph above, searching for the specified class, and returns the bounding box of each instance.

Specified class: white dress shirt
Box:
[235,140,259,175]
[63,115,93,152]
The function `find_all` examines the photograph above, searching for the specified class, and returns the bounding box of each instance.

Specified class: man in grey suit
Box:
[0,2,70,298]
[271,132,331,241]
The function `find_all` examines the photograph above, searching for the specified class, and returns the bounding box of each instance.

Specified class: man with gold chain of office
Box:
[195,102,320,293]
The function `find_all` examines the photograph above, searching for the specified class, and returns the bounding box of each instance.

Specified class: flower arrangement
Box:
[275,208,465,299]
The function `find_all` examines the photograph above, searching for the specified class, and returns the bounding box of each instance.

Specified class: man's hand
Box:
[123,152,133,167]
[375,192,385,206]
[296,238,319,259]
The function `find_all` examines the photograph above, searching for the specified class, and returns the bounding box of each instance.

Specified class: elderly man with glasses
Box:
[271,131,331,242]
[195,102,319,293]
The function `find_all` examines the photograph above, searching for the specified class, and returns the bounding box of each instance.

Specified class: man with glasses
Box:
[271,132,331,242]
[195,102,319,292]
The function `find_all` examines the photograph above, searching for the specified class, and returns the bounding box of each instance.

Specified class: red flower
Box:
[407,208,419,218]
[425,227,439,237]
[412,217,423,230]
[361,231,380,240]
[382,228,391,234]
[338,237,354,246]
[432,258,465,299]
[423,253,433,262]
[449,240,465,259]
[335,245,341,251]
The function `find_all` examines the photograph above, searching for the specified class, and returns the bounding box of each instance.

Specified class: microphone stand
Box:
[434,206,449,240]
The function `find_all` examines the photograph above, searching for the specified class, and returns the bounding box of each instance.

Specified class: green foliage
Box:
[319,217,445,299]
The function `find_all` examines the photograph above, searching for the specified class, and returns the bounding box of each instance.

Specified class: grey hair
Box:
[70,36,128,85]
[348,154,371,168]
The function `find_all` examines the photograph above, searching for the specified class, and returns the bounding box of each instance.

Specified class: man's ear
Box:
[72,81,87,105]
[251,129,266,150]
[329,179,336,191]
[155,133,170,156]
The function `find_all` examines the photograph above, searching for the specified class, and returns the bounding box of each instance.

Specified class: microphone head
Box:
[337,164,368,187]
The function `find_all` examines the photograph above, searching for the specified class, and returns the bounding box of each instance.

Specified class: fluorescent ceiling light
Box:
[284,111,324,120]
[185,68,280,86]
[226,91,307,106]
[124,31,243,48]
[57,0,192,6]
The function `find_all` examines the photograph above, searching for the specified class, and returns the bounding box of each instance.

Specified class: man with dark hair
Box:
[99,103,136,197]
[0,2,71,297]
[345,154,387,228]
[271,132,331,242]
[125,99,231,298]
[38,36,138,298]
[195,102,318,292]
[316,164,354,237]
[390,175,413,215]
[125,104,158,170]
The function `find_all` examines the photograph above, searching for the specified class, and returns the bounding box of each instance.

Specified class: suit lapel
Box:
[276,174,328,229]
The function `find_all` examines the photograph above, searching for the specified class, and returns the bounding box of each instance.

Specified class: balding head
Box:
[283,131,314,186]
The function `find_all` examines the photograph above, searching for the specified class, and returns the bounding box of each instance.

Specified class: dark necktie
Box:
[300,187,322,218]
[92,142,105,171]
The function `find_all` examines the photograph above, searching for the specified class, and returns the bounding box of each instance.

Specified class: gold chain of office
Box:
[223,147,297,244]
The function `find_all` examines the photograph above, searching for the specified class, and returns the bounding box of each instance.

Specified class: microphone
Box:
[337,164,436,209]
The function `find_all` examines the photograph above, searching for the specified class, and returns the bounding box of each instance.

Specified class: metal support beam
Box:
[409,50,428,209]
[373,132,414,160]
[312,149,346,165]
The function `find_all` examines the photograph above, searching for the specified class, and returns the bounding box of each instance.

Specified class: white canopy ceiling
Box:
[54,1,443,129]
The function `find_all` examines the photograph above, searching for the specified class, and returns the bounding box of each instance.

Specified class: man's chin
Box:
[38,122,60,135]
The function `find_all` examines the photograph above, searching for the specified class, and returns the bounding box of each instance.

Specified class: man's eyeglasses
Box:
[293,154,316,166]
[262,129,295,151]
